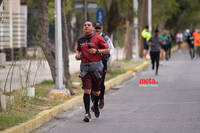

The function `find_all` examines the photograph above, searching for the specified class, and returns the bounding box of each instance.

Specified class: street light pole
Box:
[133,0,139,59]
[55,0,64,89]
[84,0,88,21]
[148,0,152,33]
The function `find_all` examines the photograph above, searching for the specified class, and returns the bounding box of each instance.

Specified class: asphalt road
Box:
[33,48,200,133]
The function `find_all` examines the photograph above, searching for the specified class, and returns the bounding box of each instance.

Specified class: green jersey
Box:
[160,33,169,46]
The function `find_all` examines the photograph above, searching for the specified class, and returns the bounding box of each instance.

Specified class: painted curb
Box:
[105,71,133,90]
[0,71,134,133]
[124,60,151,72]
[0,95,82,133]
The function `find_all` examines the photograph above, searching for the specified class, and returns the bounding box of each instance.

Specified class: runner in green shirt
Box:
[160,30,169,60]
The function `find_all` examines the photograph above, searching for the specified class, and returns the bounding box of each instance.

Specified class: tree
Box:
[138,0,148,57]
[48,0,76,52]
[98,0,124,36]
[98,0,134,59]
[34,0,73,94]
[119,0,134,59]
[36,0,56,83]
[165,0,200,31]
[152,0,179,30]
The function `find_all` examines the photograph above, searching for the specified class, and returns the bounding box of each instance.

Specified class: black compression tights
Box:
[83,93,90,114]
[150,51,160,72]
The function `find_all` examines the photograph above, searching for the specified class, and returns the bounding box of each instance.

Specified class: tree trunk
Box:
[139,0,148,58]
[0,0,3,6]
[61,0,74,95]
[37,0,56,82]
[123,20,133,60]
[66,12,76,52]
[66,12,72,52]
[123,20,129,59]
[127,23,133,59]
[103,0,123,36]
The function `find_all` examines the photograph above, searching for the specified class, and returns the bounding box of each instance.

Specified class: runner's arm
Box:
[75,43,81,60]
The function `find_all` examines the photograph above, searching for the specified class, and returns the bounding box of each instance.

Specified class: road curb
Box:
[124,60,151,72]
[105,71,133,90]
[0,71,134,133]
[0,95,83,133]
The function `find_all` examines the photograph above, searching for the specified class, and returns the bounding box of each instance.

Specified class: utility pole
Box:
[49,0,69,99]
[148,0,152,33]
[55,0,64,90]
[133,0,139,59]
[84,0,88,21]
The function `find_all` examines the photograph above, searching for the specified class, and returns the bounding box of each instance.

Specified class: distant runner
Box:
[141,25,151,59]
[186,29,195,59]
[160,30,169,60]
[149,29,163,75]
[176,30,184,50]
[167,30,173,59]
[193,30,200,58]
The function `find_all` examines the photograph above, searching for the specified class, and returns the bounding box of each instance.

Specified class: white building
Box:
[0,0,27,61]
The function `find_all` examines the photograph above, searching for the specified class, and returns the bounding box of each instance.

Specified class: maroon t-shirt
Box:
[77,34,109,63]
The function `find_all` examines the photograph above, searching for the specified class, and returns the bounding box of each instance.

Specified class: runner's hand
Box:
[75,53,81,60]
[89,48,97,54]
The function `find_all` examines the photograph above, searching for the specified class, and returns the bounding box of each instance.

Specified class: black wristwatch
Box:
[96,49,100,54]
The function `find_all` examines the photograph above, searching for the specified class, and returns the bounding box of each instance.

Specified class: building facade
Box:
[0,0,27,61]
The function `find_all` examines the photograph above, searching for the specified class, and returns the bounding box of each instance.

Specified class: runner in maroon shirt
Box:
[75,21,110,122]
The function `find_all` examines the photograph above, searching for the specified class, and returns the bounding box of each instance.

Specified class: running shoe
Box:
[94,105,100,118]
[155,70,158,75]
[83,113,91,122]
[99,99,104,109]
[152,65,154,70]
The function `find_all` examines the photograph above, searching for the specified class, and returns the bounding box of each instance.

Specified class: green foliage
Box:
[115,60,143,69]
[22,0,37,7]
[65,0,75,14]
[27,10,38,46]
[113,24,126,47]
[35,80,54,97]
[105,68,125,81]
[48,1,55,22]
[0,111,36,131]
[165,0,200,30]
[25,0,200,47]
[152,0,179,29]
[118,0,134,20]
[48,0,75,22]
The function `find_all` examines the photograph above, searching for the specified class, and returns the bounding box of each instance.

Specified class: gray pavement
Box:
[33,48,200,133]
